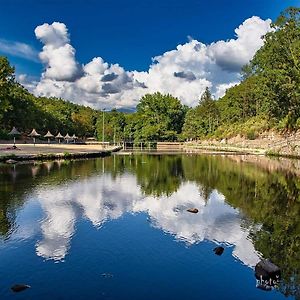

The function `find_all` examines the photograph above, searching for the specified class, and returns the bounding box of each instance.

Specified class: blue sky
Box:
[0,0,299,109]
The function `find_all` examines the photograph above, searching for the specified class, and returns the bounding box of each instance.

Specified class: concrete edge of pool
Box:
[0,144,122,162]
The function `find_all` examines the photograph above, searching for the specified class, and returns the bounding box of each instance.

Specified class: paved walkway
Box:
[0,144,121,160]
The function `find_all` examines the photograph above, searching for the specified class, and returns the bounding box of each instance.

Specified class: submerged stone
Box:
[213,246,224,256]
[11,284,31,292]
[187,208,198,213]
[255,259,281,280]
[101,273,114,278]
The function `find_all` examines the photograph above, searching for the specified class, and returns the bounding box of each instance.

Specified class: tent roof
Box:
[56,132,63,138]
[72,134,78,139]
[29,129,40,137]
[44,130,54,138]
[64,133,71,139]
[8,127,21,135]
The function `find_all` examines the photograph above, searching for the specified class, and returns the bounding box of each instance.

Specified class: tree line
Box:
[0,7,299,142]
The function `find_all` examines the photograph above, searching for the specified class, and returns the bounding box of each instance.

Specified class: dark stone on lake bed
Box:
[255,259,281,280]
[101,273,113,278]
[213,246,224,256]
[11,284,31,292]
[187,208,198,213]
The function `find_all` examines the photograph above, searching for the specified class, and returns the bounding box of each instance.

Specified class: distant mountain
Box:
[116,107,136,113]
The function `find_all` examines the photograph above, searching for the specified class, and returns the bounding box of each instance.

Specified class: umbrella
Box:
[55,132,64,144]
[64,133,71,143]
[28,129,40,146]
[8,127,21,146]
[44,131,54,144]
[72,134,78,144]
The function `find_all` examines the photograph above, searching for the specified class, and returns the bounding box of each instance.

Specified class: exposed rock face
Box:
[184,130,300,158]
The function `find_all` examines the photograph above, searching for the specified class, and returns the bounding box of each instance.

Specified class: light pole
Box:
[113,127,116,145]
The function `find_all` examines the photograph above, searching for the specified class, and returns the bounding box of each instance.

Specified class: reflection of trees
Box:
[101,155,184,197]
[0,164,29,236]
[181,155,300,299]
[0,159,104,237]
[134,155,183,197]
[1,154,300,297]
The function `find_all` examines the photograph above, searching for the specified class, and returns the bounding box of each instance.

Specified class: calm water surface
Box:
[0,154,299,299]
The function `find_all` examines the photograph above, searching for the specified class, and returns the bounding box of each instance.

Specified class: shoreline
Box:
[183,130,300,158]
[1,141,300,163]
[0,144,122,162]
[182,143,300,159]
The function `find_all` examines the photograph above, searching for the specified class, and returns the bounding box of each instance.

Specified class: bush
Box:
[246,130,258,140]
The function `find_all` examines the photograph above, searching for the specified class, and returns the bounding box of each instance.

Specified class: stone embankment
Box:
[184,131,300,158]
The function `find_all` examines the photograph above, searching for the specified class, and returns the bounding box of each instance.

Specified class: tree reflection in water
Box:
[0,154,299,297]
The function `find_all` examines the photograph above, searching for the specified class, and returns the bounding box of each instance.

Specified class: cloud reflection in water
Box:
[34,172,260,266]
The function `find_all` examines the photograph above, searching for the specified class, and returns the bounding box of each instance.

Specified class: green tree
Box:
[182,88,219,138]
[250,7,300,128]
[96,109,126,142]
[0,57,14,128]
[135,92,186,142]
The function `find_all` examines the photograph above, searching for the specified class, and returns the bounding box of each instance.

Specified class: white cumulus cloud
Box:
[208,16,272,72]
[35,22,82,81]
[29,17,271,109]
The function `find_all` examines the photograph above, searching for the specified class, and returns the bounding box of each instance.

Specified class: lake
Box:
[0,154,299,299]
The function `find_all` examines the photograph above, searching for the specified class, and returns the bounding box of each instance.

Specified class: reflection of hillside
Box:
[1,154,299,298]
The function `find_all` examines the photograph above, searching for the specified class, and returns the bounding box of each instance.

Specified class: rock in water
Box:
[11,284,31,292]
[101,273,113,278]
[187,208,198,213]
[213,246,224,256]
[255,259,281,280]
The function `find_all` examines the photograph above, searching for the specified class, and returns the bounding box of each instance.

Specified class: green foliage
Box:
[0,57,15,125]
[214,115,271,139]
[217,75,270,124]
[1,6,300,142]
[246,129,257,140]
[63,152,71,158]
[182,87,219,139]
[0,57,98,138]
[96,109,126,142]
[182,7,300,140]
[249,7,300,128]
[134,92,186,141]
[32,96,97,137]
[0,58,186,143]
